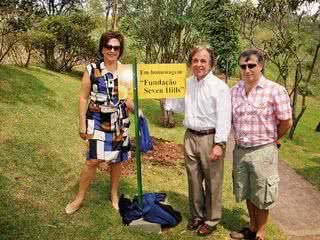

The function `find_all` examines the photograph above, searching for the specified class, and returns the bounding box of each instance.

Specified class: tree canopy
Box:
[238,0,320,138]
[198,0,240,75]
[32,12,97,71]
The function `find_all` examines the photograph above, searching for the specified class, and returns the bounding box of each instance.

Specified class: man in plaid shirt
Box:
[230,49,292,240]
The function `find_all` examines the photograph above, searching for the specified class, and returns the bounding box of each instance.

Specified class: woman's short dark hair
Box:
[99,31,124,59]
[188,46,216,68]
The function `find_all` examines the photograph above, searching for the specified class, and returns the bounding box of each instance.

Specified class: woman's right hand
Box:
[79,132,93,140]
[79,70,91,141]
[79,132,87,140]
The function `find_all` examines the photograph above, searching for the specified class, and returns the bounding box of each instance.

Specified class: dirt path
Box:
[271,160,320,240]
[226,135,320,240]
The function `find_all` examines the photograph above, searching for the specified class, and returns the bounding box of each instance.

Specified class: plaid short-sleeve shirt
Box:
[230,76,292,147]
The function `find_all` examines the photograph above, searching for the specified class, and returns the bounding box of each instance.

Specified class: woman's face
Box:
[102,38,121,62]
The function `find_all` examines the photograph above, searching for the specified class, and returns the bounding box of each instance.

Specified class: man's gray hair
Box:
[188,46,216,68]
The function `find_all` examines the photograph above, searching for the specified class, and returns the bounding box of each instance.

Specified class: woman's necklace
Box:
[102,62,119,107]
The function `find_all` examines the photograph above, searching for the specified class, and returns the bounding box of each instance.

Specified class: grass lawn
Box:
[0,65,289,239]
[280,96,320,189]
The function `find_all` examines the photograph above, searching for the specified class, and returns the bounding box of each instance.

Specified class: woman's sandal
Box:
[65,203,81,215]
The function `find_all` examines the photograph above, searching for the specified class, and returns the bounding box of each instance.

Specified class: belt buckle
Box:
[100,105,116,113]
[202,129,214,135]
[199,130,207,134]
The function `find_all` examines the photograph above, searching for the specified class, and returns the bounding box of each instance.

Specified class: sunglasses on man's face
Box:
[105,44,121,51]
[240,63,257,70]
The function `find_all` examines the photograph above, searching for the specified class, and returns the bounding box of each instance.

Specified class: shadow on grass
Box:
[164,190,248,232]
[81,175,160,239]
[310,156,320,164]
[89,174,138,203]
[66,70,83,79]
[0,65,61,109]
[0,175,46,240]
[0,137,99,239]
[295,165,320,190]
[26,65,83,80]
[221,207,248,231]
[0,136,74,182]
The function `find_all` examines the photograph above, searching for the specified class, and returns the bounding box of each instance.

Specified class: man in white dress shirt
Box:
[165,46,231,236]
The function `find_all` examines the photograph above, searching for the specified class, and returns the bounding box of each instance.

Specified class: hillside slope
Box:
[0,65,287,240]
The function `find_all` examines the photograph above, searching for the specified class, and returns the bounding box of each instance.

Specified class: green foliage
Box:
[86,0,106,36]
[238,0,320,86]
[237,0,320,139]
[33,0,84,16]
[31,11,97,71]
[1,1,94,67]
[87,0,105,16]
[280,96,320,189]
[198,0,240,74]
[0,1,34,63]
[119,0,206,64]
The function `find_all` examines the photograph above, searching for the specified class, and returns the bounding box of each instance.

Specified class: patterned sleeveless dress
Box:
[85,61,130,163]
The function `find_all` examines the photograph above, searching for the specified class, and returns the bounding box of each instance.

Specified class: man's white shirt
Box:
[165,71,231,143]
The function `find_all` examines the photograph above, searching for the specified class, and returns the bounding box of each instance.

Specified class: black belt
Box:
[187,128,216,135]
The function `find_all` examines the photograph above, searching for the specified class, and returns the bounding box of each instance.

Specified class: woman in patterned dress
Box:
[65,31,134,214]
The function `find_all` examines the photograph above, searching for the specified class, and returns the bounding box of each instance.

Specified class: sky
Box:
[300,2,320,15]
[237,0,319,15]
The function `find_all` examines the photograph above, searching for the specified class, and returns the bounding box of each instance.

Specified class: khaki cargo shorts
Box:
[232,143,279,210]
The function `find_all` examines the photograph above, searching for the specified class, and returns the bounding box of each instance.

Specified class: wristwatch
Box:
[215,142,226,150]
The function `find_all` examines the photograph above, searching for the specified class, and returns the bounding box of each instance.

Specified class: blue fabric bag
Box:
[139,116,153,152]
[119,193,182,228]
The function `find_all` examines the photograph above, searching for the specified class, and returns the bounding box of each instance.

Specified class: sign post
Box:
[119,63,187,208]
[132,59,143,207]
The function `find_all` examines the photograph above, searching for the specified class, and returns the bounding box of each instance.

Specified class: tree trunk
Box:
[289,43,319,139]
[0,41,15,64]
[23,48,32,68]
[159,99,175,128]
[289,104,306,139]
[111,0,118,31]
[105,0,112,31]
[44,45,56,71]
[225,57,229,83]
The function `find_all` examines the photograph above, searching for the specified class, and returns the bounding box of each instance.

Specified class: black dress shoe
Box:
[230,227,256,239]
[197,223,217,236]
[186,218,203,231]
